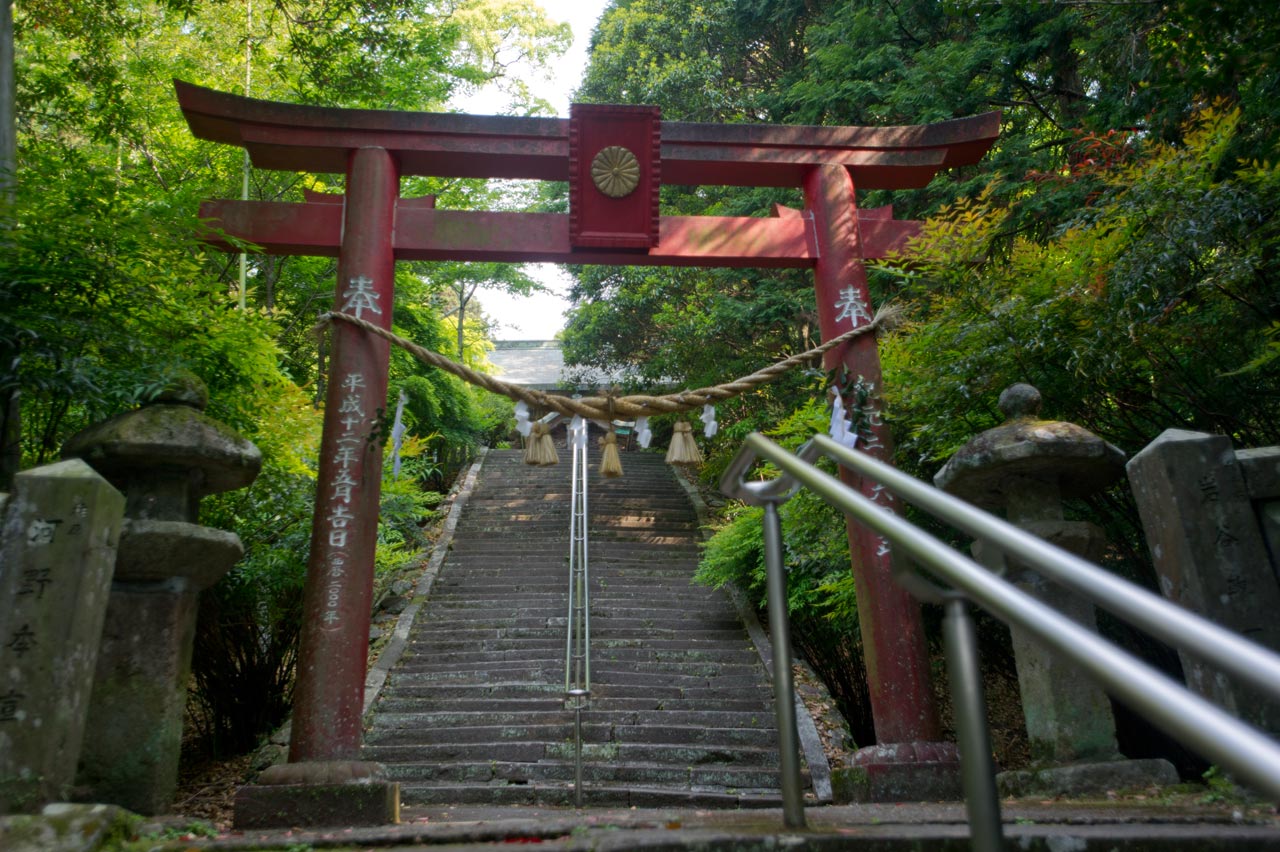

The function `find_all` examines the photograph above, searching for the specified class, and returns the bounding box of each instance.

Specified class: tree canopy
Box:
[565,0,1280,746]
[2,0,569,752]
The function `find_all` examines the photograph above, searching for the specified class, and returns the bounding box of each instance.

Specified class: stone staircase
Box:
[362,446,801,807]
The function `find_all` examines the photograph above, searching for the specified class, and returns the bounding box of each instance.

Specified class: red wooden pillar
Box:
[291,147,399,764]
[804,164,949,766]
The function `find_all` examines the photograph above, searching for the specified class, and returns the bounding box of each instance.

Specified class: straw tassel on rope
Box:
[524,421,558,466]
[599,430,623,479]
[665,420,703,467]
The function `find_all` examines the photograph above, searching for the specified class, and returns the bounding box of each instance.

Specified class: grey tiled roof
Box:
[489,341,625,391]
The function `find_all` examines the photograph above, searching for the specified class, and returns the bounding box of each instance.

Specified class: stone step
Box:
[374,695,772,714]
[362,448,796,808]
[383,680,769,701]
[369,709,777,730]
[365,722,779,749]
[403,626,748,643]
[393,646,756,668]
[366,741,779,768]
[395,783,782,809]
[384,761,788,791]
[408,636,751,652]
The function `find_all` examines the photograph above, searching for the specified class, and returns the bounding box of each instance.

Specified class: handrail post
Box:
[942,597,1003,851]
[762,500,806,828]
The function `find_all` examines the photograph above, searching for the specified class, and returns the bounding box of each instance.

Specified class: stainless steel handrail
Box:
[564,420,592,807]
[721,431,1280,847]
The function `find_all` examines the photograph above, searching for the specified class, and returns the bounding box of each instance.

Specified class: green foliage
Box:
[7,0,573,757]
[694,399,876,742]
[881,105,1280,471]
[572,3,1280,749]
[193,464,316,755]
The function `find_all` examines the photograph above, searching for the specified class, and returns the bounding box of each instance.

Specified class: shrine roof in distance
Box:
[174,80,999,191]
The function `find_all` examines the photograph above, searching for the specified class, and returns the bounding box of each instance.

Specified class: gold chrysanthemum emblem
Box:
[590,146,641,198]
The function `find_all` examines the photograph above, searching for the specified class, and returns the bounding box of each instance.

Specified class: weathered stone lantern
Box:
[62,374,261,814]
[935,383,1176,795]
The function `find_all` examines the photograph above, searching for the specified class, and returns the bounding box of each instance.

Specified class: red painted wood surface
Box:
[290,147,399,764]
[804,163,943,745]
[199,199,921,267]
[175,80,999,190]
[569,103,661,248]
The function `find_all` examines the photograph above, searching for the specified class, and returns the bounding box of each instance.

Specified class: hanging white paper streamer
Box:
[829,390,858,449]
[635,415,652,449]
[569,414,589,450]
[390,390,408,479]
[514,400,532,438]
[700,404,718,438]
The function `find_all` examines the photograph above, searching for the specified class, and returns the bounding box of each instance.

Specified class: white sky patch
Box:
[451,1,611,340]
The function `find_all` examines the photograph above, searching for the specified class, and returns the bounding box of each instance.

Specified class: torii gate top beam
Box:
[175,81,999,191]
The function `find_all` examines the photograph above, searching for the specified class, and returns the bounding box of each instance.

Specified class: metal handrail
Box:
[721,431,1280,849]
[563,419,592,807]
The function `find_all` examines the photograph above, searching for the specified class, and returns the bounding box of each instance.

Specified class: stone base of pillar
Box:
[833,742,963,803]
[233,761,399,829]
[997,758,1179,799]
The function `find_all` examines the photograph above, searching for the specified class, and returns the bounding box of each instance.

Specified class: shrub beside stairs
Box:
[362,447,810,807]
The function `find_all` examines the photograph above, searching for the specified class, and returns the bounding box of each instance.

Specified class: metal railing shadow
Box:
[720,431,1280,850]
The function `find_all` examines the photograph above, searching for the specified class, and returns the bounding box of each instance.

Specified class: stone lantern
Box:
[935,384,1176,795]
[62,374,261,814]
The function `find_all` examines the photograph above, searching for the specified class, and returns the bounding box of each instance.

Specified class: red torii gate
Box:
[176,80,999,816]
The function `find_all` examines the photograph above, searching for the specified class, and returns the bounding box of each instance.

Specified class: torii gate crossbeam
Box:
[175,80,999,824]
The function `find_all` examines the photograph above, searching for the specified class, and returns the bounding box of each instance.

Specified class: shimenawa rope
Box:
[312,303,903,422]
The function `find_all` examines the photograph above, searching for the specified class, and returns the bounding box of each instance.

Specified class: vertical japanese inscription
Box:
[0,459,124,809]
[314,276,386,631]
[321,367,370,630]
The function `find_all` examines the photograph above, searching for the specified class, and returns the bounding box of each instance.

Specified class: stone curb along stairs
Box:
[361,447,831,807]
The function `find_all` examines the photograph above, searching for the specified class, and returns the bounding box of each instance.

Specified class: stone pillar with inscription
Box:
[936,384,1177,796]
[62,374,261,815]
[1127,429,1280,734]
[0,461,124,813]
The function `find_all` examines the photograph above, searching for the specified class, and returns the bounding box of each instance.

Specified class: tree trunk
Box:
[0,0,19,489]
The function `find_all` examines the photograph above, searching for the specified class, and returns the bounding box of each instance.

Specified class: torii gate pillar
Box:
[806,165,959,800]
[240,146,403,826]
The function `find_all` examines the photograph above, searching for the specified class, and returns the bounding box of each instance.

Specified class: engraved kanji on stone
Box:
[1198,474,1220,504]
[341,276,382,320]
[26,519,60,546]
[339,394,363,415]
[0,689,24,722]
[7,624,37,656]
[342,372,367,394]
[17,568,53,599]
[328,528,349,547]
[69,496,89,534]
